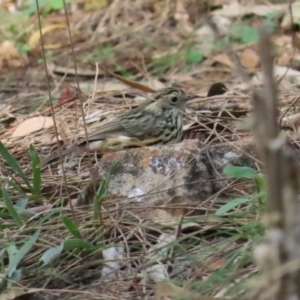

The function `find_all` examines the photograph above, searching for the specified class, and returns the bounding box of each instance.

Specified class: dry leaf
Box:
[213,0,233,5]
[84,0,108,11]
[49,63,102,77]
[196,16,232,38]
[148,79,166,90]
[0,41,19,58]
[154,282,226,300]
[252,66,300,86]
[152,1,163,13]
[101,67,156,93]
[83,79,163,94]
[0,41,21,69]
[240,48,260,70]
[12,116,54,137]
[292,33,300,51]
[212,3,285,18]
[281,113,300,129]
[57,117,71,140]
[213,53,234,68]
[277,51,293,66]
[144,209,180,226]
[55,77,161,95]
[95,80,129,92]
[170,73,194,82]
[206,257,227,271]
[0,104,12,118]
[281,2,300,29]
[274,66,300,82]
[249,4,285,17]
[272,35,291,47]
[28,24,68,50]
[174,0,193,32]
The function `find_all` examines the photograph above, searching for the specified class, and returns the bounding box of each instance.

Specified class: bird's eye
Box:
[170,95,178,103]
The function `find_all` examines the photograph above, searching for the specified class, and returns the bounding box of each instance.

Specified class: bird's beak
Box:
[185,94,198,101]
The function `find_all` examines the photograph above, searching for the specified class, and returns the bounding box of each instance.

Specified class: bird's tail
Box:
[40,145,82,168]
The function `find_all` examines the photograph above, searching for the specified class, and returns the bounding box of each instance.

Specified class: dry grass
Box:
[1,1,300,299]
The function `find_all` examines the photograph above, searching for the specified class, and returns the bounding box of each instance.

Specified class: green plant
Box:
[186,48,204,64]
[39,162,121,265]
[229,24,259,44]
[93,161,121,222]
[152,52,184,75]
[215,165,265,216]
[2,188,24,227]
[37,50,53,64]
[0,142,42,199]
[23,0,72,16]
[151,45,204,76]
[0,229,41,293]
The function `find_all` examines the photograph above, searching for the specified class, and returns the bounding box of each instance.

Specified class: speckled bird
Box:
[41,87,198,166]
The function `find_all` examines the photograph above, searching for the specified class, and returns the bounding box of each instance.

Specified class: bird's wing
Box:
[82,99,157,142]
[120,111,166,139]
[81,99,157,142]
[82,120,129,142]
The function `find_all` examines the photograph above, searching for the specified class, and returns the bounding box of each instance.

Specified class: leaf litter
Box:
[1,0,300,299]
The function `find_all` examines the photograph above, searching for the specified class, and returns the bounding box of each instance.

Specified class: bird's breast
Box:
[160,111,183,144]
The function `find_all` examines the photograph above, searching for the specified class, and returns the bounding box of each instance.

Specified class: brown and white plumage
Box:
[40,87,197,167]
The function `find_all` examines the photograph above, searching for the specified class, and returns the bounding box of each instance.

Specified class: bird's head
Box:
[154,88,198,109]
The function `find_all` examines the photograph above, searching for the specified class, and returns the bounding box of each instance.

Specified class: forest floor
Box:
[0,1,299,299]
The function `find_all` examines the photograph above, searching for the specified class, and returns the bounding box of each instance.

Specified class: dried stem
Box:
[250,27,300,300]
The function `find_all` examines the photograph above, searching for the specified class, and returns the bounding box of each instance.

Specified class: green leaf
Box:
[266,10,280,19]
[14,198,35,217]
[96,161,121,202]
[6,229,41,277]
[241,27,259,43]
[63,238,97,251]
[215,198,250,216]
[187,49,204,63]
[6,244,18,262]
[230,25,259,44]
[152,53,182,75]
[22,0,45,15]
[261,19,277,33]
[22,5,37,16]
[255,175,265,192]
[40,242,64,264]
[3,188,23,227]
[62,216,81,239]
[49,0,71,10]
[4,245,20,285]
[223,165,258,179]
[15,199,28,209]
[93,161,121,220]
[0,142,32,192]
[29,145,41,196]
[8,269,22,287]
[252,191,266,200]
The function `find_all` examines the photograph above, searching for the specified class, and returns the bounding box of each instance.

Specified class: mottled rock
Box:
[78,138,258,206]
